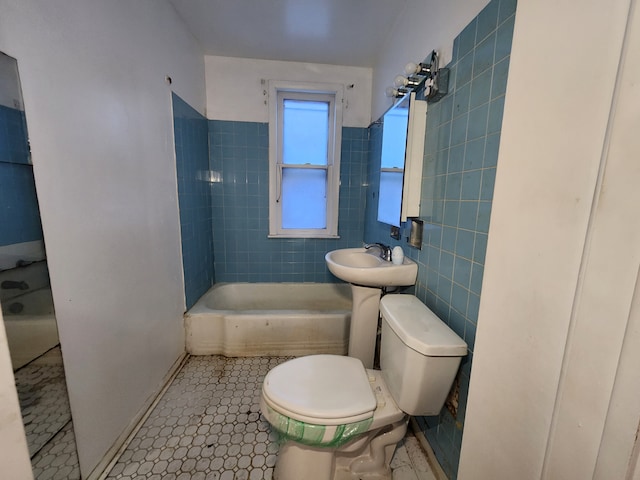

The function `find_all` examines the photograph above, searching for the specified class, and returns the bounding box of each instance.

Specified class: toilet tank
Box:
[379,295,467,416]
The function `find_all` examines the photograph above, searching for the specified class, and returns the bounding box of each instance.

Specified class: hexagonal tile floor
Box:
[104,355,436,480]
[15,347,71,457]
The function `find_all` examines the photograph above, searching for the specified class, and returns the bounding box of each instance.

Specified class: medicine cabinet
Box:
[377,91,427,227]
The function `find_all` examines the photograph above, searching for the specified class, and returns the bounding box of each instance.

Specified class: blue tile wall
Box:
[209,120,368,282]
[0,162,43,247]
[364,0,515,477]
[172,93,215,309]
[0,105,30,165]
[0,103,40,248]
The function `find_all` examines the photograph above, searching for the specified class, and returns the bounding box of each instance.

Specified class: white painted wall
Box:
[205,55,372,127]
[459,0,637,478]
[0,0,205,476]
[371,0,489,122]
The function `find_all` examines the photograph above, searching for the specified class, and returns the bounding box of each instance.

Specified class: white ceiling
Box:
[169,0,408,67]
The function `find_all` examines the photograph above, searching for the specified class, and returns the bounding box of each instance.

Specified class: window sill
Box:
[268,234,340,239]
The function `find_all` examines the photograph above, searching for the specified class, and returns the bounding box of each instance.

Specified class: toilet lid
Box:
[262,355,376,425]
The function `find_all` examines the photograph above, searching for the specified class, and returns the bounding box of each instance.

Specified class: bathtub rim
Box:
[186,281,352,316]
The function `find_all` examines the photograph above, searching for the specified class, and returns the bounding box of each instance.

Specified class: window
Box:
[268,81,343,238]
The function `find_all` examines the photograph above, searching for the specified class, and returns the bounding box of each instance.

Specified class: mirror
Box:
[0,51,79,478]
[377,91,427,227]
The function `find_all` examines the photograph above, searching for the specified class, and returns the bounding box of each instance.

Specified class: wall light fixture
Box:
[385,50,449,102]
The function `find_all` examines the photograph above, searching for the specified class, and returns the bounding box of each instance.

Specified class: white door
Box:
[541,1,640,476]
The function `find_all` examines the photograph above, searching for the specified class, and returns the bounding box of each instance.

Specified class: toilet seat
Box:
[262,355,376,425]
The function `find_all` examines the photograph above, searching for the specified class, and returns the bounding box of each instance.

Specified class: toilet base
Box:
[275,442,335,480]
[274,418,408,480]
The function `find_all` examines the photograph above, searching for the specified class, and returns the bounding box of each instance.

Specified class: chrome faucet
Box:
[364,243,392,261]
[1,280,29,290]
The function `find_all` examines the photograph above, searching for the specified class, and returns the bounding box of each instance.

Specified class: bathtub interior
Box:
[1,287,59,370]
[0,260,50,304]
[4,313,59,370]
[1,287,55,316]
[194,282,353,312]
[186,282,353,357]
[0,262,60,369]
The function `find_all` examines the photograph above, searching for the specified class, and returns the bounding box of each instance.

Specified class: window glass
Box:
[281,168,327,229]
[282,100,329,166]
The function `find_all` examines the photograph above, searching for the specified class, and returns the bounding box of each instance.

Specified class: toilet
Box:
[260,294,467,480]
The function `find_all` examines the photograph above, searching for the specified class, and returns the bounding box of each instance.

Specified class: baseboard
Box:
[409,417,449,480]
[86,352,189,480]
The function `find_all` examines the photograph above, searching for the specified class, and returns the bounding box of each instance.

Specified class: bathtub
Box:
[1,288,59,369]
[185,283,352,356]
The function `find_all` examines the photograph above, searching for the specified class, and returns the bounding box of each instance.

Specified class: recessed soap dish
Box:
[408,218,423,249]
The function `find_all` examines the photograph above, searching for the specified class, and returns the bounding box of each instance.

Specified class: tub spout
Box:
[1,280,29,290]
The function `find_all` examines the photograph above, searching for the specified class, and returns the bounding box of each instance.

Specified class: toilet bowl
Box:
[260,294,467,480]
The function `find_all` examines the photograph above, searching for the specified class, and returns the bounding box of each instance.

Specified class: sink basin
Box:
[325,248,418,287]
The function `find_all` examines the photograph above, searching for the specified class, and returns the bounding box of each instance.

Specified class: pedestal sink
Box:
[325,248,417,368]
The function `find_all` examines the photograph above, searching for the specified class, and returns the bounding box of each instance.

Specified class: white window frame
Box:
[268,80,343,238]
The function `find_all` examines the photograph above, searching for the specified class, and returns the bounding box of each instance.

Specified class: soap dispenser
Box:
[391,246,404,265]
